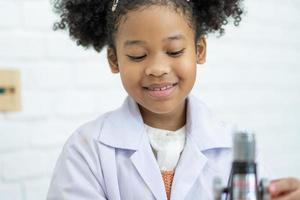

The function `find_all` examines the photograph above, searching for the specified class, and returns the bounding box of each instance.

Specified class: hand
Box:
[269,177,300,200]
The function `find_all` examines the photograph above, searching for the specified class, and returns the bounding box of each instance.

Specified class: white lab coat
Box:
[47,95,239,200]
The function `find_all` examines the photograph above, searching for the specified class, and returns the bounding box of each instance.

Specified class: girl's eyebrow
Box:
[163,34,186,42]
[124,34,186,47]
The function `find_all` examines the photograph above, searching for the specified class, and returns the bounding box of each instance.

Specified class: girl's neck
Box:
[139,100,187,131]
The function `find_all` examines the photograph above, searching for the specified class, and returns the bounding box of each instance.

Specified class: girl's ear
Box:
[196,36,207,64]
[107,47,119,73]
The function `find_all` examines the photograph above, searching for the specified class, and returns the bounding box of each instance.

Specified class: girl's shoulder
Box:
[62,96,140,151]
[65,110,120,148]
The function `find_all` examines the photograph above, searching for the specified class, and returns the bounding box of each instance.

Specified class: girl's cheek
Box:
[177,59,197,72]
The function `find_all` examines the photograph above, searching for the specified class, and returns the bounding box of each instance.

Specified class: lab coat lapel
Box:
[171,95,233,200]
[99,96,167,200]
[171,134,207,200]
[130,134,167,200]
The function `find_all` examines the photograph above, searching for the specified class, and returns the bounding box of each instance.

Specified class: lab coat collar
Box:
[99,95,233,151]
[185,95,233,151]
[99,96,144,150]
[99,96,168,199]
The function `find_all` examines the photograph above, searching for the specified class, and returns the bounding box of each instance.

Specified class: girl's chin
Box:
[139,100,183,115]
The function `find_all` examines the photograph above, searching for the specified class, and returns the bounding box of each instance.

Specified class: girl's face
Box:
[108,5,206,122]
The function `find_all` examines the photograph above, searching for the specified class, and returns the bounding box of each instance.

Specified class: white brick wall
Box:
[0,1,21,29]
[0,0,299,199]
[0,182,23,200]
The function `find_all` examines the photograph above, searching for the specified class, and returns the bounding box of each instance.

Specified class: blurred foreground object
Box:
[213,132,270,200]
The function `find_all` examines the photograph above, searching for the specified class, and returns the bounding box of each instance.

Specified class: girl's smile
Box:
[107,5,206,130]
[143,82,178,100]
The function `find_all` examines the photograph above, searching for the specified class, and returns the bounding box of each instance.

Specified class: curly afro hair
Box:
[52,0,244,52]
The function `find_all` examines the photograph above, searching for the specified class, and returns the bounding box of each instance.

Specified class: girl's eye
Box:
[127,55,146,61]
[126,49,185,61]
[167,48,185,57]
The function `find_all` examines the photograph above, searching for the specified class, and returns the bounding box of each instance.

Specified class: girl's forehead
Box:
[115,5,194,45]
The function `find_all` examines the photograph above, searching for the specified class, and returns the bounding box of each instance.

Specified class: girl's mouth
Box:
[143,83,178,99]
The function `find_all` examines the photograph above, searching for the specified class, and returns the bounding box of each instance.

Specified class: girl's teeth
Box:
[149,85,173,91]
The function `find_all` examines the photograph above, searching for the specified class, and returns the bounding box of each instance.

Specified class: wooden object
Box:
[0,69,21,112]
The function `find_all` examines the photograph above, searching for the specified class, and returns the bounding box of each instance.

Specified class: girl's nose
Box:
[145,57,171,77]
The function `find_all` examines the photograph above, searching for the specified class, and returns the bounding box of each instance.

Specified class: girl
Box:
[47,0,300,199]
